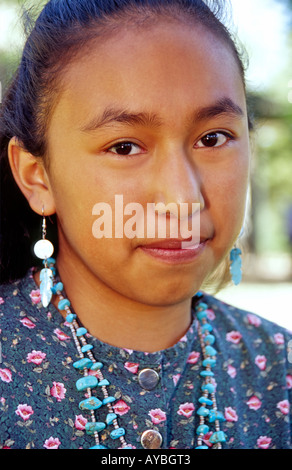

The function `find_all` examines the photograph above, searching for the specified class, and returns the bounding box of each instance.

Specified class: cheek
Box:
[202,152,250,234]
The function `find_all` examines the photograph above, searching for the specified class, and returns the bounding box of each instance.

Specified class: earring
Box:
[34,208,55,307]
[229,246,242,286]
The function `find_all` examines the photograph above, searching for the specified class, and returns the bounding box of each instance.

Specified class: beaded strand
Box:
[50,276,131,449]
[194,298,227,449]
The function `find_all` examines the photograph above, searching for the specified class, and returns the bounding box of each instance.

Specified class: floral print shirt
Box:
[0,269,291,449]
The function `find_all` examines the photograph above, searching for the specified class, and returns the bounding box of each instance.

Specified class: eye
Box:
[195,131,233,149]
[107,141,142,156]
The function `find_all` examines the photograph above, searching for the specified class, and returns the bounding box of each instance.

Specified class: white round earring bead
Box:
[34,239,54,259]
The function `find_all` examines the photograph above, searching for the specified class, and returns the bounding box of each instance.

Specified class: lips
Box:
[137,237,210,264]
[140,237,208,250]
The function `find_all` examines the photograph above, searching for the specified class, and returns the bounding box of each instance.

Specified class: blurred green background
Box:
[0,0,291,328]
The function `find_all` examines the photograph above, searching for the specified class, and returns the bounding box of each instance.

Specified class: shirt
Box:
[0,269,291,449]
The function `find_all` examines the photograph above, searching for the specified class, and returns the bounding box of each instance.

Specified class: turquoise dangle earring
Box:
[229,246,242,286]
[34,208,55,307]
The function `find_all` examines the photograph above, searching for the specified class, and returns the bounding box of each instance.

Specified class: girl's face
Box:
[45,20,250,306]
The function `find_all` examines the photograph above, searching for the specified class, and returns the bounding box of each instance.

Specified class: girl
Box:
[0,0,291,450]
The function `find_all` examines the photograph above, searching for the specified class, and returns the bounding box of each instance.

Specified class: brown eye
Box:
[108,142,141,156]
[196,132,232,148]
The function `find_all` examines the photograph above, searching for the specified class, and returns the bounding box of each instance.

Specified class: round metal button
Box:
[138,368,159,390]
[141,429,163,449]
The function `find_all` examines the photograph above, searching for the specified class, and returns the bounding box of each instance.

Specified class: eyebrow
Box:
[80,97,244,133]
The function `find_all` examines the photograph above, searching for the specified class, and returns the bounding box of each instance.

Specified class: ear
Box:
[8,137,56,216]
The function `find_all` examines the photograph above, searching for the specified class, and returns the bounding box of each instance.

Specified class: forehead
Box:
[50,21,246,132]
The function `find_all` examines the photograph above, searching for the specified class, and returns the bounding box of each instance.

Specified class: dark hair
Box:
[0,0,248,284]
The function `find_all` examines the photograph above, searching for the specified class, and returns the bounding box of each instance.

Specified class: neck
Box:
[36,255,193,354]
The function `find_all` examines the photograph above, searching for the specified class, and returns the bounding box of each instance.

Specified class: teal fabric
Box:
[0,269,291,449]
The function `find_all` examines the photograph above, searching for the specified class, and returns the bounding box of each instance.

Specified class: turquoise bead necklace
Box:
[44,258,226,449]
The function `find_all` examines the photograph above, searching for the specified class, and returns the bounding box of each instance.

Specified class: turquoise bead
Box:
[204,334,215,345]
[196,302,208,311]
[197,310,207,321]
[79,397,103,410]
[73,358,93,370]
[208,410,226,423]
[197,406,209,417]
[110,427,125,439]
[201,383,215,393]
[66,313,76,323]
[90,362,104,370]
[76,327,87,337]
[205,345,217,356]
[90,444,108,449]
[43,257,56,266]
[202,358,216,368]
[51,282,64,294]
[201,324,213,333]
[85,422,106,435]
[81,344,93,353]
[196,424,209,435]
[106,413,117,425]
[199,397,213,406]
[58,298,71,310]
[98,379,110,387]
[200,370,214,377]
[76,375,98,391]
[209,431,226,444]
[103,396,115,405]
[195,446,208,449]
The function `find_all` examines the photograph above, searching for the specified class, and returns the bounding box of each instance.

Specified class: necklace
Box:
[46,260,226,449]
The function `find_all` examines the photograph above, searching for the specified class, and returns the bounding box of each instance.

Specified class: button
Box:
[138,368,160,390]
[141,429,163,449]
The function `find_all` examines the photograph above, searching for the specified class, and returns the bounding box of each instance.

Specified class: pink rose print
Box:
[0,297,4,305]
[50,382,67,402]
[257,436,272,449]
[224,407,238,422]
[26,350,46,365]
[75,414,87,430]
[247,314,261,327]
[273,333,284,345]
[54,328,71,341]
[206,309,215,321]
[227,364,237,378]
[226,331,242,344]
[187,351,200,364]
[15,404,34,421]
[29,289,41,304]
[255,355,267,371]
[148,408,167,424]
[286,375,292,389]
[124,362,139,374]
[177,402,195,418]
[20,317,36,329]
[246,396,262,411]
[0,368,13,383]
[43,437,61,449]
[113,399,131,416]
[277,400,289,415]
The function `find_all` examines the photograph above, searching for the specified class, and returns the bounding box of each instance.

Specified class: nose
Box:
[151,144,205,217]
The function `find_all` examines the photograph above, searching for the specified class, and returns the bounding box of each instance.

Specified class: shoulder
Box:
[0,270,47,355]
[0,270,41,325]
[193,291,292,365]
[198,291,292,338]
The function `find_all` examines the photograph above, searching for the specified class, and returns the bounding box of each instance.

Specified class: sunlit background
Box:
[0,0,291,329]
